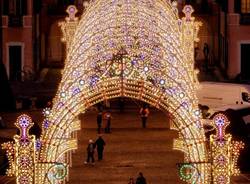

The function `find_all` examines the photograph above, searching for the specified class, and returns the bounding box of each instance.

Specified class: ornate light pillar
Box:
[210,113,244,184]
[2,114,36,184]
[181,5,202,85]
[58,5,79,63]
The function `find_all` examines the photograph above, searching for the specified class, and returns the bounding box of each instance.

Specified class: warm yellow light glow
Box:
[210,113,245,184]
[40,1,208,183]
[4,1,240,184]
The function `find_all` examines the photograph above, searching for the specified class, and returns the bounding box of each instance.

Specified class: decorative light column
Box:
[181,5,202,85]
[2,114,36,184]
[58,5,79,59]
[210,113,244,184]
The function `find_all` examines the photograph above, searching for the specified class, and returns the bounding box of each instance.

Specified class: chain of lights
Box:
[34,162,68,184]
[231,141,244,176]
[178,163,200,183]
[210,113,245,184]
[1,141,15,176]
[173,138,189,155]
[36,1,210,183]
[47,163,67,184]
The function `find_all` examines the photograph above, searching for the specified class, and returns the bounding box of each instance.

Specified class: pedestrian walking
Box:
[84,139,96,165]
[139,104,149,128]
[97,111,103,134]
[128,177,135,184]
[104,110,112,133]
[136,172,147,184]
[203,43,209,72]
[95,135,106,160]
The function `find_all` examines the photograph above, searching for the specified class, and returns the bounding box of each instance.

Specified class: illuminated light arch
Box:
[39,0,208,183]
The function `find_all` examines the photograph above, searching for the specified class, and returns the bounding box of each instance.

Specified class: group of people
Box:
[96,104,150,133]
[84,136,106,165]
[97,110,112,134]
[128,172,147,184]
[84,103,150,183]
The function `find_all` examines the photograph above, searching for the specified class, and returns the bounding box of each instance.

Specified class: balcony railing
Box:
[8,15,23,27]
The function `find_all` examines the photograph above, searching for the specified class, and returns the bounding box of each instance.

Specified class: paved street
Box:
[1,108,250,183]
[68,110,185,184]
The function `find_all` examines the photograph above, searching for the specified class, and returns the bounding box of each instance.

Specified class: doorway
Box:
[8,45,22,81]
[241,44,250,80]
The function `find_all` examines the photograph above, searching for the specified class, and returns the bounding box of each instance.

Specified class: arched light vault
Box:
[39,1,208,183]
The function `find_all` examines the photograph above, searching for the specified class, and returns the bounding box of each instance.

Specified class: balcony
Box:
[8,15,23,27]
[240,14,250,25]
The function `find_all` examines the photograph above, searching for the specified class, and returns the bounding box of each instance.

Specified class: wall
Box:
[227,1,250,79]
[2,18,33,76]
[1,0,33,79]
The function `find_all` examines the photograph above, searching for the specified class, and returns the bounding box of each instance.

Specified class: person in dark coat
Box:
[139,104,149,128]
[136,172,147,184]
[104,110,112,133]
[97,111,103,134]
[95,135,106,160]
[84,139,96,165]
[203,43,209,72]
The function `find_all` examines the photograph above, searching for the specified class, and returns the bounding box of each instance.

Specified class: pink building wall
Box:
[1,0,33,78]
[227,1,250,79]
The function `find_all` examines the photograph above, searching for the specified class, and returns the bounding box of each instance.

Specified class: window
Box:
[2,0,27,16]
[57,0,75,6]
[241,0,250,13]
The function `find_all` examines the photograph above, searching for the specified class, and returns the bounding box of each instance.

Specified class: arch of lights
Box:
[41,0,209,183]
[4,0,226,183]
[1,1,246,183]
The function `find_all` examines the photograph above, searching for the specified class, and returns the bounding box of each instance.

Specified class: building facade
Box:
[220,0,250,80]
[1,0,38,81]
[1,0,249,82]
